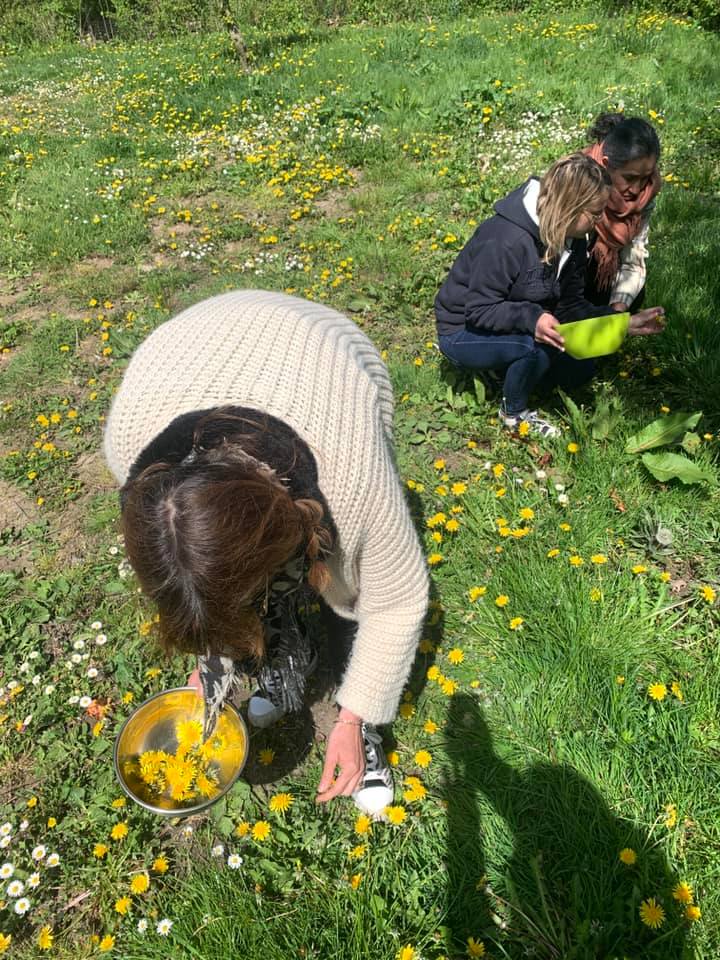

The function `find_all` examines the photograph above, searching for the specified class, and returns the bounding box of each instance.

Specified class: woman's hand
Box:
[534,312,565,350]
[628,307,665,336]
[187,666,203,696]
[316,708,365,804]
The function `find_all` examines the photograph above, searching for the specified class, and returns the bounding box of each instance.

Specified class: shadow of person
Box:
[443,694,688,959]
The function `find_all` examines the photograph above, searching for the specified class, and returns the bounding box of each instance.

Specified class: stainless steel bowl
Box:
[114,686,248,816]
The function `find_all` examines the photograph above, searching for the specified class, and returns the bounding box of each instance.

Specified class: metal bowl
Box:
[114,687,248,816]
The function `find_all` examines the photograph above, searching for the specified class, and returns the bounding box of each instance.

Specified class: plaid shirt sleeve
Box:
[609,202,655,307]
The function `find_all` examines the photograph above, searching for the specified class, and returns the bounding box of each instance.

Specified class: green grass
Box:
[0,7,719,959]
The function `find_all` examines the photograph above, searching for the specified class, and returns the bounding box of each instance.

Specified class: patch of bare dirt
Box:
[0,479,40,532]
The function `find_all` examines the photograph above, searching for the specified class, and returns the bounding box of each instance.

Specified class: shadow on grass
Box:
[443,694,690,959]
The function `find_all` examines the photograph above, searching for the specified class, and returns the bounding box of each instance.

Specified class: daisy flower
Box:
[31,845,46,861]
[157,918,173,936]
[14,897,30,915]
[46,853,60,867]
[27,873,40,889]
[211,844,225,857]
[227,853,243,869]
[0,864,13,880]
[6,880,24,897]
[137,919,148,933]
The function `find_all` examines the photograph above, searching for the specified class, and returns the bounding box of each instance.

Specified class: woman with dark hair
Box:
[583,113,663,312]
[103,289,428,814]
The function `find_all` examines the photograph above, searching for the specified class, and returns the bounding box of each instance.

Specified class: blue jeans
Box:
[438,328,595,415]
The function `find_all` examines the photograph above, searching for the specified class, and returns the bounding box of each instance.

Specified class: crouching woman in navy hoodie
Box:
[435,153,665,437]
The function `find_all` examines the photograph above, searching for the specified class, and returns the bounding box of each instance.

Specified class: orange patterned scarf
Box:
[583,142,662,291]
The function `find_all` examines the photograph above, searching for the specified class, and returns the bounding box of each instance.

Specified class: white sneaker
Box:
[247,651,318,729]
[352,723,394,816]
[498,406,560,438]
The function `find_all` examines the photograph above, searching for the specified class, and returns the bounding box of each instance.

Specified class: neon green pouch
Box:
[560,312,630,359]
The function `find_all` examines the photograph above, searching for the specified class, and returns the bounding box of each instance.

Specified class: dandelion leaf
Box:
[625,412,702,453]
[640,452,711,484]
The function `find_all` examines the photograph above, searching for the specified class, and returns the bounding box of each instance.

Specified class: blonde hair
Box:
[537,153,611,262]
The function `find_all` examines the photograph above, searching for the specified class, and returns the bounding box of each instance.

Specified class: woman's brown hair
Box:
[537,152,612,262]
[121,410,331,662]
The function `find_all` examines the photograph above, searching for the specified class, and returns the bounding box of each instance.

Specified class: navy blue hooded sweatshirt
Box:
[434,179,615,337]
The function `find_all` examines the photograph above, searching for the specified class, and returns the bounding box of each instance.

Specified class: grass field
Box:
[0,8,719,959]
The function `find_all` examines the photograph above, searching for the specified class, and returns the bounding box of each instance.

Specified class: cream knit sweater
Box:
[104,289,429,725]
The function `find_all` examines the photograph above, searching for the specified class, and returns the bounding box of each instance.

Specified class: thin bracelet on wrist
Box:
[334,717,362,726]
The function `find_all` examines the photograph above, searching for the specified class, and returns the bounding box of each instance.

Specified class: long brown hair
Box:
[121,409,331,661]
[537,152,612,262]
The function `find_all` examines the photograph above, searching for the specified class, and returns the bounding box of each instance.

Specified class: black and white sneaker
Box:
[352,722,394,816]
[498,406,560,438]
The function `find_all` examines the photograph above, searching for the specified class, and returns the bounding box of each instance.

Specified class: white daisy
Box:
[0,823,12,837]
[28,650,40,660]
[47,853,60,867]
[14,896,30,915]
[70,654,82,665]
[31,845,46,861]
[0,837,11,850]
[95,633,108,646]
[87,667,98,679]
[67,695,79,705]
[227,853,243,869]
[0,863,13,879]
[181,825,193,839]
[90,620,102,631]
[72,639,85,651]
[32,675,41,686]
[6,879,24,897]
[109,546,119,556]
[211,844,224,857]
[7,681,18,690]
[156,918,173,936]
[27,872,40,889]
[137,918,148,933]
[44,685,55,696]
[78,696,92,709]
[19,820,28,832]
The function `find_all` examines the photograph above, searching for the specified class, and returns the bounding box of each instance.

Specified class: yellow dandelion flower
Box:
[399,702,415,720]
[559,522,571,532]
[671,681,683,700]
[648,683,667,702]
[99,934,115,951]
[519,507,535,520]
[619,848,636,865]
[152,855,169,873]
[659,571,671,583]
[252,820,271,841]
[547,548,560,558]
[424,719,438,734]
[518,421,530,437]
[590,554,607,564]
[38,927,54,950]
[130,873,150,894]
[509,617,524,630]
[115,896,132,915]
[93,843,109,858]
[700,585,716,603]
[268,792,294,814]
[414,750,432,768]
[467,937,486,957]
[672,882,693,904]
[385,805,407,825]
[492,463,505,477]
[258,748,275,766]
[495,594,509,607]
[495,486,506,498]
[632,564,648,575]
[567,442,579,454]
[387,750,400,766]
[427,553,443,566]
[451,482,467,496]
[639,898,665,929]
[0,934,10,953]
[448,648,464,665]
[616,676,625,685]
[235,821,251,837]
[441,678,457,696]
[433,459,446,470]
[468,586,486,601]
[445,518,460,533]
[348,844,366,859]
[397,946,416,960]
[111,798,126,809]
[355,815,372,836]
[569,555,584,566]
[350,873,362,889]
[110,822,129,841]
[685,904,701,921]
[590,587,602,602]
[664,803,678,829]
